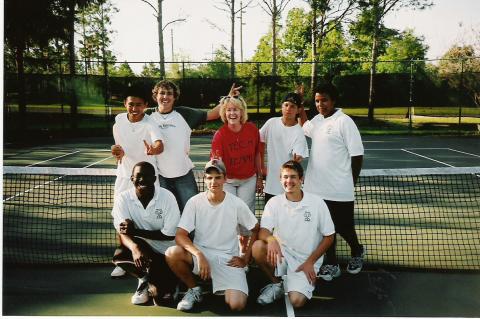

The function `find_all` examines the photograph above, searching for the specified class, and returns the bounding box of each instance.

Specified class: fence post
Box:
[459,58,465,132]
[408,59,414,132]
[256,62,260,120]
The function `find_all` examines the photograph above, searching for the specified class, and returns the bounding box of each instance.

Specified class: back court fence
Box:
[3,165,480,271]
[4,58,480,140]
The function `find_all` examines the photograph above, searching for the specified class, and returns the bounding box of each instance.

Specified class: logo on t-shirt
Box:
[304,211,311,222]
[158,123,176,129]
[154,208,164,219]
[326,125,333,134]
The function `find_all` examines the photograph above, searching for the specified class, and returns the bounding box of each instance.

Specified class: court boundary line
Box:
[26,150,80,167]
[401,149,454,167]
[447,148,480,158]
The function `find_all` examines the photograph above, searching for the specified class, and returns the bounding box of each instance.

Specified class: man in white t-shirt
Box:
[110,88,164,278]
[252,160,335,308]
[260,92,309,203]
[165,159,259,312]
[112,161,181,306]
[149,81,241,213]
[299,83,365,281]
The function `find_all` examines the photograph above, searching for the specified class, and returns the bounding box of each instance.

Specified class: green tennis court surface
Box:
[3,135,480,316]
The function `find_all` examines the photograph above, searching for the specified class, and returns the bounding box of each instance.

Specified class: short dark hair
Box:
[123,85,149,103]
[152,80,180,100]
[281,160,304,179]
[315,83,339,102]
[132,161,156,177]
[283,92,302,107]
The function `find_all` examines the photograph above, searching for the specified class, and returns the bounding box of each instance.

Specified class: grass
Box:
[4,104,480,140]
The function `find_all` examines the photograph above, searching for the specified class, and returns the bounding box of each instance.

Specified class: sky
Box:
[107,0,478,69]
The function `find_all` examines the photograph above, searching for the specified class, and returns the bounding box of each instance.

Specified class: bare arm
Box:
[258,227,283,267]
[351,155,363,186]
[175,227,211,280]
[206,83,243,121]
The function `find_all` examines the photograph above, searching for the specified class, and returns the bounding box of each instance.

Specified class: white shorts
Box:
[192,247,249,296]
[281,247,323,299]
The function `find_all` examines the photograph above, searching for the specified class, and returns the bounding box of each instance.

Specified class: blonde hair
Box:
[219,96,248,124]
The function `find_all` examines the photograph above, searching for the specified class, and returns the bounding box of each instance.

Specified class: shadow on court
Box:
[3,265,479,317]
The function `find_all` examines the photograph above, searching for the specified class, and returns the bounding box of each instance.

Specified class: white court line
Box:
[26,150,80,167]
[401,149,454,167]
[366,148,448,151]
[283,275,295,317]
[447,148,480,158]
[83,156,114,168]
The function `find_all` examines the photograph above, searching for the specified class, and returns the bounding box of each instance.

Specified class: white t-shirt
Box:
[303,109,364,201]
[261,192,335,266]
[149,111,194,178]
[178,192,258,256]
[112,185,181,254]
[113,113,163,178]
[259,117,309,195]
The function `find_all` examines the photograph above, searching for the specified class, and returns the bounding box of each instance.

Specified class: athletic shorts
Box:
[192,247,249,296]
[281,247,323,299]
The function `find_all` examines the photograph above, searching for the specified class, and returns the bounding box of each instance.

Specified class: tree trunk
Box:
[15,45,26,119]
[367,24,378,123]
[310,3,318,93]
[158,0,165,78]
[67,0,78,128]
[230,0,235,79]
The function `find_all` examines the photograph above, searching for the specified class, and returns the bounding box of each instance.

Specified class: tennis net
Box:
[3,165,480,270]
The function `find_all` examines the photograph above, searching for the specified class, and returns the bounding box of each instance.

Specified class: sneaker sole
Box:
[346,267,362,275]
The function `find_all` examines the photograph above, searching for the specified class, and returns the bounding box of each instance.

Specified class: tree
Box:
[139,0,186,79]
[438,45,480,107]
[259,0,292,114]
[303,0,356,91]
[214,0,253,79]
[5,0,63,112]
[377,29,428,73]
[354,0,432,122]
[110,62,136,77]
[141,62,162,78]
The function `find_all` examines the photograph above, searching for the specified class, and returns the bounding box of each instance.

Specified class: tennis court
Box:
[3,135,480,316]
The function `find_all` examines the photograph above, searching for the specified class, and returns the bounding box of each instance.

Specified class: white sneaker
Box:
[257,282,284,305]
[177,286,203,311]
[111,266,126,278]
[131,280,150,305]
[318,264,341,281]
[347,245,367,274]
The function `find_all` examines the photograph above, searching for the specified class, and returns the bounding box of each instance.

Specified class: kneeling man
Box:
[252,160,335,308]
[166,159,259,312]
[112,161,181,305]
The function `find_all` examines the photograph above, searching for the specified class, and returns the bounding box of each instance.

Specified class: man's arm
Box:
[119,218,174,241]
[351,155,363,186]
[258,227,283,267]
[296,234,334,284]
[175,227,211,280]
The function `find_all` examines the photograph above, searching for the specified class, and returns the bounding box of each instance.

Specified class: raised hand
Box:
[228,83,243,97]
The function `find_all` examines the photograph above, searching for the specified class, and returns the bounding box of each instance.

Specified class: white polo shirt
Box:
[303,109,364,201]
[112,185,181,254]
[113,113,163,178]
[178,192,258,256]
[149,111,194,178]
[261,192,335,266]
[259,117,309,195]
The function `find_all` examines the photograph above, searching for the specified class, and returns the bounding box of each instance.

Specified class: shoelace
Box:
[322,265,336,274]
